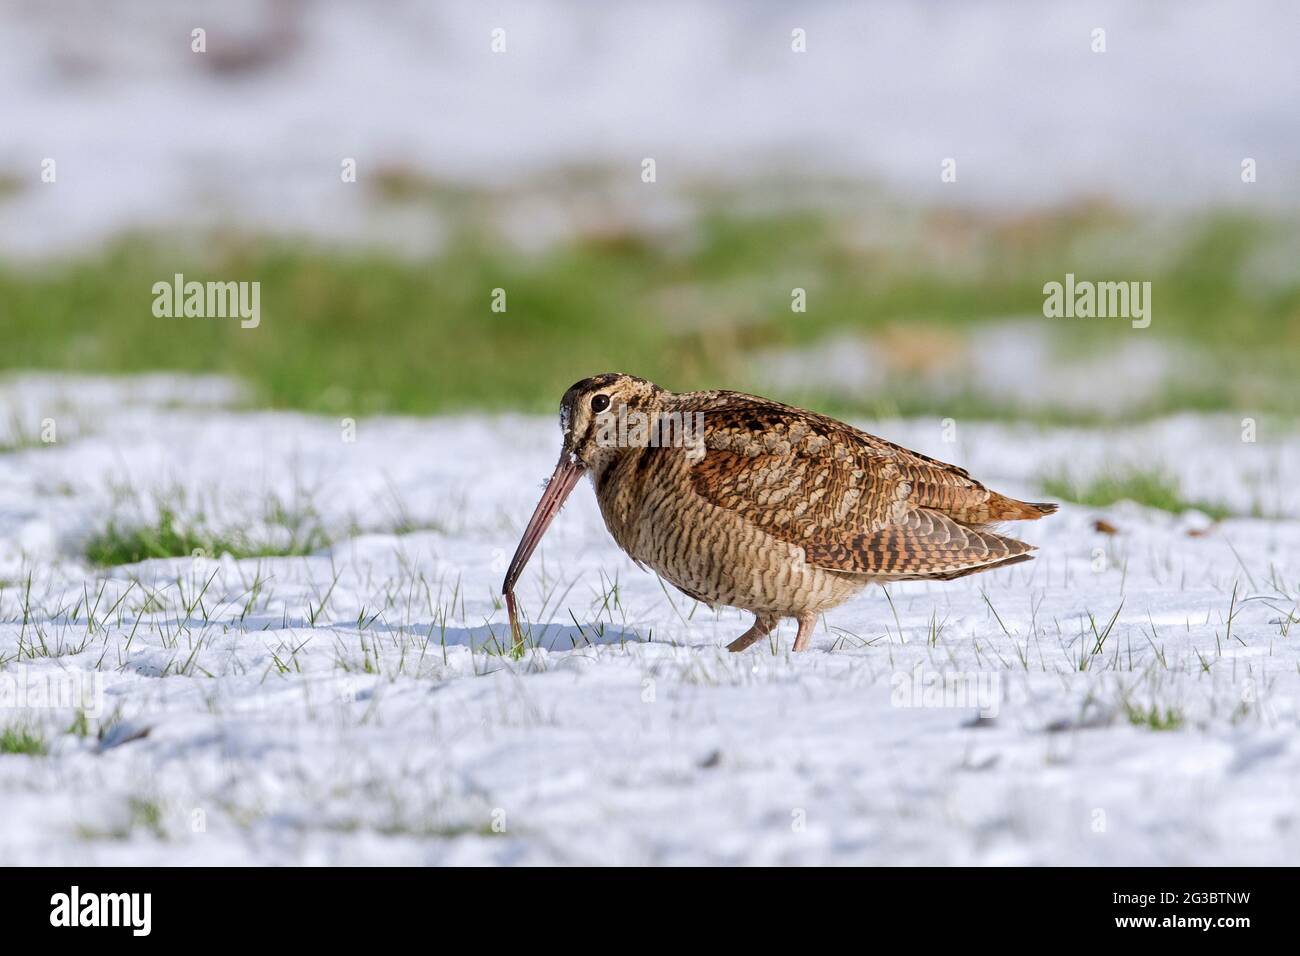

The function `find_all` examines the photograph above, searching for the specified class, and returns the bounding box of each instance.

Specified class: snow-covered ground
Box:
[1,375,1298,865]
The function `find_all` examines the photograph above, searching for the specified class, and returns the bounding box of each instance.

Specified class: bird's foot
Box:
[726,613,778,653]
[791,614,817,652]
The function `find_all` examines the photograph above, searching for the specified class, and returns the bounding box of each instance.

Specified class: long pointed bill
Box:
[502,453,584,597]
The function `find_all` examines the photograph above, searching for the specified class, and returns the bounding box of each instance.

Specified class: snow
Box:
[1,375,1298,864]
[3,0,1299,255]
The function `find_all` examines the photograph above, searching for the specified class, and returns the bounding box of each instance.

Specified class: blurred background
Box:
[2,0,1298,423]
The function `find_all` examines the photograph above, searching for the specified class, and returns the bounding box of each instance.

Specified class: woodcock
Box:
[503,373,1057,653]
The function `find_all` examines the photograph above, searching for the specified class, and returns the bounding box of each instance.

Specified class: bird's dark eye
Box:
[591,394,611,413]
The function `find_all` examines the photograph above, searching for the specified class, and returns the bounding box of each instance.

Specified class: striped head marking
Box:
[559,372,665,468]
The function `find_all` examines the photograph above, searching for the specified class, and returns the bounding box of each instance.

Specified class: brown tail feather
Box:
[928,552,1035,581]
[987,493,1058,521]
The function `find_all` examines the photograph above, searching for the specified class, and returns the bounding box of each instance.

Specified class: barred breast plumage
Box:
[503,373,1057,653]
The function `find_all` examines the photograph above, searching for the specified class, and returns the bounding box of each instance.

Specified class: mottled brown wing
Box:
[686,393,1046,576]
[803,506,1035,576]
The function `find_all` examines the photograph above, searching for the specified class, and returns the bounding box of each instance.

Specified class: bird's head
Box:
[502,372,666,596]
[558,372,666,469]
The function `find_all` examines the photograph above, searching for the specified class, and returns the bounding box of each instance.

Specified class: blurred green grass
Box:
[1039,468,1238,520]
[2,190,1298,421]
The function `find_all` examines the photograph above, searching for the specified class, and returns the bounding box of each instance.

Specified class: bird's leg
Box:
[726,612,779,653]
[791,613,818,652]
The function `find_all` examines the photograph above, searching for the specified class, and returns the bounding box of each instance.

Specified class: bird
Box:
[502,373,1057,653]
